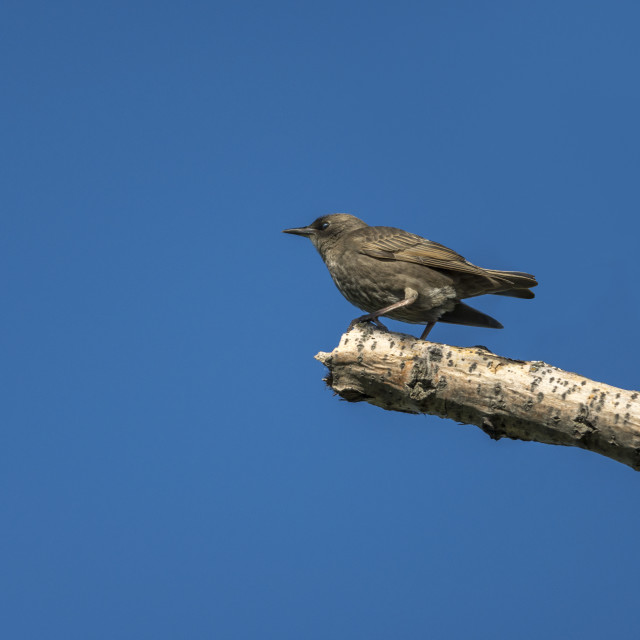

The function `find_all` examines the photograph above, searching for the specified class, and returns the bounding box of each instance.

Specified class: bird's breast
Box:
[324,251,458,321]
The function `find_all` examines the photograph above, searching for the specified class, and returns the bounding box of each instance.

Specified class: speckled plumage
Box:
[283,213,537,338]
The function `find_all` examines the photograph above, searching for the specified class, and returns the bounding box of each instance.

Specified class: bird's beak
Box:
[282,225,315,237]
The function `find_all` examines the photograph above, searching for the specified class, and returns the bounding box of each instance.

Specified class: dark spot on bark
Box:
[474,345,493,353]
[407,377,436,403]
[573,405,598,443]
[480,417,503,441]
[340,388,373,402]
[469,362,477,373]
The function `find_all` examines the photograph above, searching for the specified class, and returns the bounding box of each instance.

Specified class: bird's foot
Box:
[347,315,388,332]
[372,318,389,332]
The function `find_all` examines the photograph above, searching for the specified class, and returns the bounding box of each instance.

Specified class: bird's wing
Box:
[359,232,494,278]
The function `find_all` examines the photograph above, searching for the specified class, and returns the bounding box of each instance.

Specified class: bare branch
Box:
[315,325,640,470]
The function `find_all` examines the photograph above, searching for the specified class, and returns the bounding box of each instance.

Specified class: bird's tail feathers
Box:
[492,288,535,299]
[485,269,538,291]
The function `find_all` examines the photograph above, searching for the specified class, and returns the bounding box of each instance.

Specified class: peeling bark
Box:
[315,325,640,470]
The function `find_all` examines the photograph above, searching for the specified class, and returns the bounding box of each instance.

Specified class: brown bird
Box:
[283,213,537,339]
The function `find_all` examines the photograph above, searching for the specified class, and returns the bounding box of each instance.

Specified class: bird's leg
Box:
[420,322,436,340]
[348,289,418,332]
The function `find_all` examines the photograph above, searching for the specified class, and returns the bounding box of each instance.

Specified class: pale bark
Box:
[315,325,640,470]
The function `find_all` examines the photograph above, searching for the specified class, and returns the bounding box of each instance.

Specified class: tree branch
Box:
[315,325,640,470]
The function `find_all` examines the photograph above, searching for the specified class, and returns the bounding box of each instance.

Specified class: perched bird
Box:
[283,213,537,339]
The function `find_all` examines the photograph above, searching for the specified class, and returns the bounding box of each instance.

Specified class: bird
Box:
[283,213,537,339]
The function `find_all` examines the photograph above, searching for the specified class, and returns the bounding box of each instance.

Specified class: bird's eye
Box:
[320,222,330,230]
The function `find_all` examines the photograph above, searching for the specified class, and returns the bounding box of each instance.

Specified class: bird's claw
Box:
[373,318,389,332]
[347,315,388,332]
[347,316,368,331]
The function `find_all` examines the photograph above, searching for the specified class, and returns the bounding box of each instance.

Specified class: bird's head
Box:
[283,214,368,255]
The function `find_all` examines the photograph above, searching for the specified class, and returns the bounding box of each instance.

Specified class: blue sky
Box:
[2,1,639,638]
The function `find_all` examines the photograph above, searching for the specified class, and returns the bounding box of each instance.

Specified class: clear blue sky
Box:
[2,1,639,638]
